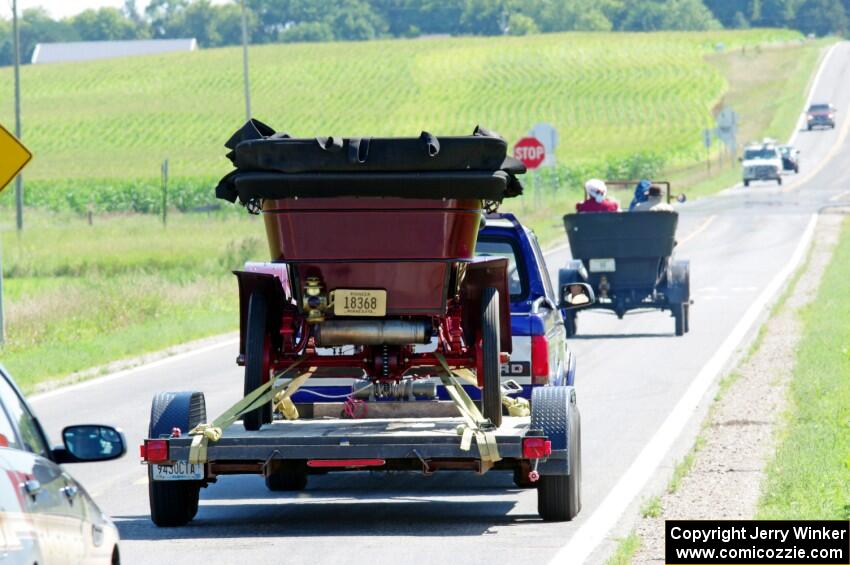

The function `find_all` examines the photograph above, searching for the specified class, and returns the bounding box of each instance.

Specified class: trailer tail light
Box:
[531,335,550,384]
[307,459,385,469]
[141,439,169,463]
[522,437,552,459]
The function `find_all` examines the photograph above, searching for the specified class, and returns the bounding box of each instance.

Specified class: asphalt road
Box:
[31,42,850,565]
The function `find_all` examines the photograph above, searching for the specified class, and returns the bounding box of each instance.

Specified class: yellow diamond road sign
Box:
[0,123,32,193]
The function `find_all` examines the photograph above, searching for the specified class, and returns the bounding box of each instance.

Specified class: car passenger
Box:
[632,185,673,212]
[576,179,620,212]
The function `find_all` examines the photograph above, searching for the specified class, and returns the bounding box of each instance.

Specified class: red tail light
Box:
[531,335,550,384]
[522,437,552,459]
[141,439,169,463]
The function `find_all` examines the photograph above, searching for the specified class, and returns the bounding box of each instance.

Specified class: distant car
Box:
[0,364,126,564]
[778,145,800,173]
[806,103,836,130]
[741,143,783,186]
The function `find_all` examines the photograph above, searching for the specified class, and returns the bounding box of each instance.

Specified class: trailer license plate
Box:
[151,461,204,481]
[589,258,616,272]
[332,289,387,317]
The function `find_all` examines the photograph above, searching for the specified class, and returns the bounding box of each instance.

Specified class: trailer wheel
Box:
[538,406,581,522]
[266,461,308,491]
[244,292,272,431]
[480,287,502,428]
[148,392,206,527]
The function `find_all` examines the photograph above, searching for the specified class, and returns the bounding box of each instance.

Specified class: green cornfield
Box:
[0,29,799,183]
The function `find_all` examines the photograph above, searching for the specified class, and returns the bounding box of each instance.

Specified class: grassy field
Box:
[0,212,264,390]
[757,216,850,520]
[0,29,799,184]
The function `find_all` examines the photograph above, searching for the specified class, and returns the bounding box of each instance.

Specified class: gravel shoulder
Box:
[629,213,846,564]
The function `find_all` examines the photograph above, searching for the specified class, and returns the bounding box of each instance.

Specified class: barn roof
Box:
[31,38,197,64]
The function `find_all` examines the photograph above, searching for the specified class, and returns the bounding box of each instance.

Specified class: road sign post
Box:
[703,128,713,173]
[12,0,23,231]
[0,124,33,346]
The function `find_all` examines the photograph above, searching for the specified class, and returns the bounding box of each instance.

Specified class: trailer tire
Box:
[537,406,581,522]
[147,392,206,527]
[481,287,502,428]
[266,462,308,491]
[244,292,272,431]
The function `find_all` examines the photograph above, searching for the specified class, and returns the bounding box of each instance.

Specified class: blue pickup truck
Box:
[475,213,577,396]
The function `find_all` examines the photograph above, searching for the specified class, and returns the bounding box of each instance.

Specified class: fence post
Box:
[161,159,169,227]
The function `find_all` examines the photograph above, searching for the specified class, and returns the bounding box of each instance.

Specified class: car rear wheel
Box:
[480,287,502,428]
[674,304,686,336]
[243,292,272,431]
[776,177,783,186]
[743,180,750,187]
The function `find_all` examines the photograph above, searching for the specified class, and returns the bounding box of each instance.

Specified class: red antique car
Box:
[216,121,526,430]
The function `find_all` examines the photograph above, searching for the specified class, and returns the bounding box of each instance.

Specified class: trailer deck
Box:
[167,416,533,468]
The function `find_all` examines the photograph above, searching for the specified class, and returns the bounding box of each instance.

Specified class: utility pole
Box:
[12,0,23,231]
[240,0,252,121]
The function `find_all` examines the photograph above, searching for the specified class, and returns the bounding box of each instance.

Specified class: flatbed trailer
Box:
[142,387,581,526]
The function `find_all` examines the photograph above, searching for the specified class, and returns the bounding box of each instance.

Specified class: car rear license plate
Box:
[589,258,616,272]
[332,289,387,317]
[151,461,204,481]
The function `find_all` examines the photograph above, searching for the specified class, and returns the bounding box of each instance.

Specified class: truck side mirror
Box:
[560,282,595,310]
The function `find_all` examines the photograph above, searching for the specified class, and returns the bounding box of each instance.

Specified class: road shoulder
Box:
[628,212,846,563]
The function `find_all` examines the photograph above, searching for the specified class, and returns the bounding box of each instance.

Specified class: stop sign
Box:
[513,137,546,169]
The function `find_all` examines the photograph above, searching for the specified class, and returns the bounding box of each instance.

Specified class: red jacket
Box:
[576,198,620,213]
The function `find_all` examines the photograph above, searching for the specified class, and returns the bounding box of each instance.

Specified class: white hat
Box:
[585,179,607,203]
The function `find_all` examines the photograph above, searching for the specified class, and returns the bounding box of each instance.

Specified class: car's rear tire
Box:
[538,407,581,521]
[243,292,272,432]
[743,180,750,187]
[481,287,502,428]
[776,177,783,186]
[683,303,690,334]
[266,462,308,491]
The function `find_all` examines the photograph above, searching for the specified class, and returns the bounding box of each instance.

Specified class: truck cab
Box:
[476,213,576,397]
[742,141,783,186]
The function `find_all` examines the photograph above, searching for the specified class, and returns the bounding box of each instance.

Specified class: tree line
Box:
[1,0,847,66]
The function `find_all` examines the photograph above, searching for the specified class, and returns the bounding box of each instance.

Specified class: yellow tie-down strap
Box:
[433,353,501,468]
[454,368,529,417]
[188,355,309,464]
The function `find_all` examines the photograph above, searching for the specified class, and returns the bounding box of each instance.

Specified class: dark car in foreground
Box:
[0,364,126,564]
[806,103,836,130]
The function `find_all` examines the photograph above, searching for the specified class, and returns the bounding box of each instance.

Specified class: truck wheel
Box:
[743,180,750,187]
[481,287,502,428]
[148,392,206,527]
[244,292,272,431]
[776,177,783,186]
[683,303,690,334]
[266,462,308,491]
[564,311,578,338]
[538,406,581,521]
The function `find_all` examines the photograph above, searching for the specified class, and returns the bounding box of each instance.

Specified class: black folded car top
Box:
[216,120,525,204]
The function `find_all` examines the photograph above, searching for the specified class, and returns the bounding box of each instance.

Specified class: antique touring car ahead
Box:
[559,181,691,336]
[142,121,594,526]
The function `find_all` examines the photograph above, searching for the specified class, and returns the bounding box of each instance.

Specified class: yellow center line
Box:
[679,214,716,246]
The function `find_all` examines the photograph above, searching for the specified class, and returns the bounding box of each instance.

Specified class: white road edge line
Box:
[29,338,239,403]
[548,213,818,565]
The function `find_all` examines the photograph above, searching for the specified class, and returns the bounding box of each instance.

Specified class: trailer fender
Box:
[234,267,290,355]
[149,391,207,439]
[531,386,577,476]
